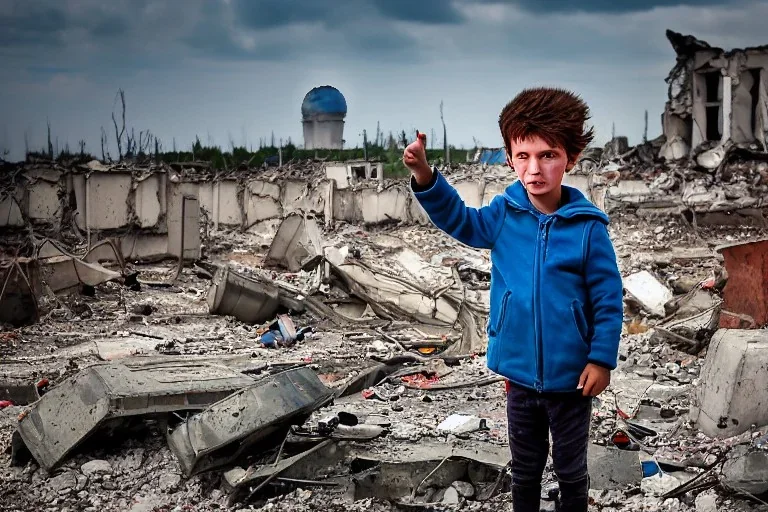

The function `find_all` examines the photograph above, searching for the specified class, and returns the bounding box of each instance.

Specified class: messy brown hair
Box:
[498,87,594,164]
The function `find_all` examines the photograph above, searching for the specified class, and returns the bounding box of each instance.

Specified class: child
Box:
[403,87,623,512]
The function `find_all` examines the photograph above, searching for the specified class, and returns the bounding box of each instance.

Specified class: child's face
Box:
[506,135,571,198]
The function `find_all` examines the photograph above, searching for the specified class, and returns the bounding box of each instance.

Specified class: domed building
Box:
[301,85,347,150]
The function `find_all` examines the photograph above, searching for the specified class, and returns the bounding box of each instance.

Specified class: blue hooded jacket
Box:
[412,170,624,393]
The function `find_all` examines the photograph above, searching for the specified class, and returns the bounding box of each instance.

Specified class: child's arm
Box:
[403,135,504,249]
[583,223,624,370]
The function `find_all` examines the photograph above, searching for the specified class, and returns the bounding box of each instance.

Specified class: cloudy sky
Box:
[1,0,767,161]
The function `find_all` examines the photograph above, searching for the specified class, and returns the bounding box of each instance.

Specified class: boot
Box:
[511,481,541,512]
[556,476,589,512]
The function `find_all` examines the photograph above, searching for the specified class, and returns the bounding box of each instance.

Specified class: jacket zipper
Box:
[533,218,543,392]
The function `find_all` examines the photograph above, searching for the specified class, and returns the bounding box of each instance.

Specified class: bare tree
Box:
[112,89,127,160]
[643,110,648,143]
[125,128,137,158]
[47,119,53,158]
[100,126,108,161]
[440,101,449,164]
[78,140,86,156]
[362,129,368,160]
[24,131,30,157]
[430,128,435,150]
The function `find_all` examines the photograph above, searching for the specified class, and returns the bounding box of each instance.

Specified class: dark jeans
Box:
[506,382,592,512]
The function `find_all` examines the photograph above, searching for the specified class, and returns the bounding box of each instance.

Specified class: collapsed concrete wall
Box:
[6,158,763,262]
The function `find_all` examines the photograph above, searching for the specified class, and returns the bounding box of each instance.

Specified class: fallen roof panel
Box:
[17,361,255,471]
[168,366,334,477]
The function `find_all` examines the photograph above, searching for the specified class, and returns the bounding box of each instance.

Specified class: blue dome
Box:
[301,86,347,118]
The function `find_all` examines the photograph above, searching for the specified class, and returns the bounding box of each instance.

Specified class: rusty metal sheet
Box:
[717,239,768,327]
[167,367,334,477]
[17,361,254,471]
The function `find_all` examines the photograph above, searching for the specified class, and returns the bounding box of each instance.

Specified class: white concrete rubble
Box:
[690,329,768,438]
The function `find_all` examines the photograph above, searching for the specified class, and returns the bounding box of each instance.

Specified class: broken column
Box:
[690,329,768,438]
[207,265,281,324]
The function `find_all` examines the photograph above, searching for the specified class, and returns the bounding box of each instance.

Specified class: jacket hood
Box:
[503,180,609,224]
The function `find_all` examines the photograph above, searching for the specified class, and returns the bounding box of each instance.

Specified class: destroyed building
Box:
[3,30,768,512]
[661,29,768,161]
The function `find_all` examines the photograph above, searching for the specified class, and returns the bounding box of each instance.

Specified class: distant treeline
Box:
[24,136,472,178]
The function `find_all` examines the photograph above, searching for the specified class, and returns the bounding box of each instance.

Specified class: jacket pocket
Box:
[570,299,588,345]
[489,290,511,337]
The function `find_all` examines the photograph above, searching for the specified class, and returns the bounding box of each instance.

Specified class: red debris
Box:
[719,310,757,329]
[400,374,439,389]
[718,239,768,327]
[0,401,13,410]
[361,389,375,400]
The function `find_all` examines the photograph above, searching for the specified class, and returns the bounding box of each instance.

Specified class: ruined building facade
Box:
[661,30,768,160]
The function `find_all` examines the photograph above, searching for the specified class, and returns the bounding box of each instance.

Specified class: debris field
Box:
[2,28,768,512]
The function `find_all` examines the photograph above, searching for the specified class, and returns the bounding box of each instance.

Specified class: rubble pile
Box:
[3,27,768,509]
[1,197,768,512]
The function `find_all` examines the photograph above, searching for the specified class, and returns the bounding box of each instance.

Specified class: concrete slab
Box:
[17,361,254,470]
[135,174,163,228]
[721,444,768,495]
[213,180,242,226]
[325,165,350,190]
[27,180,61,221]
[207,265,280,324]
[265,214,323,272]
[86,172,132,230]
[167,367,334,476]
[623,270,673,317]
[281,180,310,216]
[690,329,768,438]
[588,445,642,490]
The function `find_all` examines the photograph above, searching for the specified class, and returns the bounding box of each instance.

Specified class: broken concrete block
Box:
[721,444,768,495]
[690,329,768,438]
[437,414,488,435]
[588,445,642,490]
[623,270,673,317]
[207,265,280,324]
[167,367,334,477]
[17,361,254,471]
[80,459,112,476]
[265,214,323,272]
